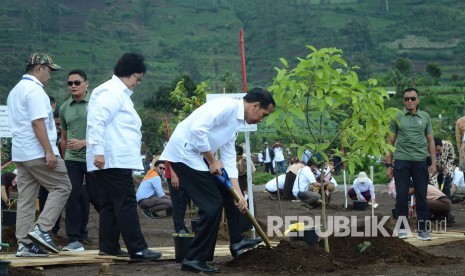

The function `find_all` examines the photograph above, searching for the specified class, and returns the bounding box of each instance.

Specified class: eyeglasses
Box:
[133,74,143,82]
[157,166,165,170]
[403,97,417,102]
[67,80,83,86]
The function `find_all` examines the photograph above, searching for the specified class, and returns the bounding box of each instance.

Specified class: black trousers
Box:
[394,160,429,231]
[167,178,190,233]
[64,160,91,242]
[94,168,147,255]
[264,162,275,174]
[170,162,252,261]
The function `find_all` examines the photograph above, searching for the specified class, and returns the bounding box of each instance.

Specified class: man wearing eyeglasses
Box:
[136,160,172,219]
[59,69,101,251]
[386,87,436,241]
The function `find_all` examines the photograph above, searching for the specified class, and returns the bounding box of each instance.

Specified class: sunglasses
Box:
[404,97,417,102]
[67,80,83,86]
[157,166,165,170]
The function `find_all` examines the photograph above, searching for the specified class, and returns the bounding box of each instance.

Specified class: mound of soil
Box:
[226,236,457,274]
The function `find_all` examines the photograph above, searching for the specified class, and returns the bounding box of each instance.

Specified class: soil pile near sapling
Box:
[225,240,340,274]
[226,235,458,273]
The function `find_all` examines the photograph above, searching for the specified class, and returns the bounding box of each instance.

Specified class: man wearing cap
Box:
[348,172,376,203]
[7,53,71,257]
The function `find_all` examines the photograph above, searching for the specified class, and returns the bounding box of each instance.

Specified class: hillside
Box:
[1,0,465,106]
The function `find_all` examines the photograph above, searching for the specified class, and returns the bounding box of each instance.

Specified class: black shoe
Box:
[98,249,129,257]
[229,237,263,257]
[181,259,219,273]
[130,248,162,262]
[447,213,455,227]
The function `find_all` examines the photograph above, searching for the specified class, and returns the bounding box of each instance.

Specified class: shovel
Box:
[216,168,273,249]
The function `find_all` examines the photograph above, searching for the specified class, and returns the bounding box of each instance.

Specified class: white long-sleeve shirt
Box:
[453,167,465,187]
[352,178,375,200]
[86,75,143,171]
[160,97,245,178]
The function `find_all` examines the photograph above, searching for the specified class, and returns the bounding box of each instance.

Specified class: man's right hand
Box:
[45,151,57,169]
[209,159,222,175]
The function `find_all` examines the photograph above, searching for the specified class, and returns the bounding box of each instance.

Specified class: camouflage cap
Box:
[26,53,61,71]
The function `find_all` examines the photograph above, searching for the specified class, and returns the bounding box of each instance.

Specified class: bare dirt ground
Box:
[6,183,465,276]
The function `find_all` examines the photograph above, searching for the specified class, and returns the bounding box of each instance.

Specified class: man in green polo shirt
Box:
[386,87,436,241]
[59,69,101,251]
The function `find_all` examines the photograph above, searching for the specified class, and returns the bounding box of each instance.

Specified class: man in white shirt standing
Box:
[160,88,275,273]
[262,141,275,174]
[86,53,161,261]
[7,53,71,257]
[273,140,285,174]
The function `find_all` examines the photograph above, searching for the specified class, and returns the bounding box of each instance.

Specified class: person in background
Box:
[429,138,455,199]
[236,144,255,197]
[455,116,465,166]
[262,141,275,174]
[292,159,321,208]
[160,88,274,273]
[273,140,285,174]
[166,160,190,234]
[301,148,312,164]
[137,159,172,219]
[7,52,71,257]
[386,87,436,241]
[86,53,161,261]
[257,151,264,172]
[60,69,99,251]
[265,174,286,200]
[348,171,376,204]
[1,171,17,208]
[451,159,465,202]
[281,158,305,200]
[409,185,455,226]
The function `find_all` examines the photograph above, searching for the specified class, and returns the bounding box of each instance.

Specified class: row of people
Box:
[7,52,161,261]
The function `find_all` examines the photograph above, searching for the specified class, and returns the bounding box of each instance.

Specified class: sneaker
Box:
[142,209,160,219]
[63,241,85,251]
[177,229,188,234]
[16,242,49,257]
[417,231,432,241]
[398,231,408,239]
[27,224,60,253]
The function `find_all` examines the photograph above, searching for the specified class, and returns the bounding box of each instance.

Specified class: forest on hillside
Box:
[1,0,464,105]
[1,0,464,153]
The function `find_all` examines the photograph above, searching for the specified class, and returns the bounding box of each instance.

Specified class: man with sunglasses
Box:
[136,160,172,219]
[7,53,72,257]
[59,69,101,251]
[386,87,436,241]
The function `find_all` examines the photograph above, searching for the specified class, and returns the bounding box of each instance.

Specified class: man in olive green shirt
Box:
[386,87,436,241]
[59,69,101,251]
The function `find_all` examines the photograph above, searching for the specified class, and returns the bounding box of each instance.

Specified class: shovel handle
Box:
[229,188,273,249]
